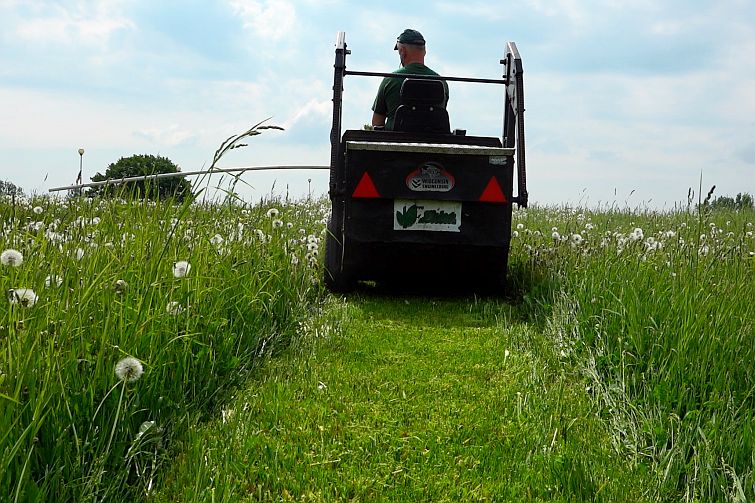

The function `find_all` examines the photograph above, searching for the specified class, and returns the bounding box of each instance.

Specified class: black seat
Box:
[393,78,450,134]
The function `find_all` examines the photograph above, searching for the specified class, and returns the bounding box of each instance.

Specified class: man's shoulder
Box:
[393,64,436,76]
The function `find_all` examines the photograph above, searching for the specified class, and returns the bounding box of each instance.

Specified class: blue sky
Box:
[1,0,754,208]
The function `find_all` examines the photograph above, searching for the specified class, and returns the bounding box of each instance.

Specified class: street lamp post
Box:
[77,148,85,196]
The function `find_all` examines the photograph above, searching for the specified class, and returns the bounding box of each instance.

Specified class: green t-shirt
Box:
[372,63,449,131]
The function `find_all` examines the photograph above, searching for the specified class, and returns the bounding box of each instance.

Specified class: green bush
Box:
[89,154,192,202]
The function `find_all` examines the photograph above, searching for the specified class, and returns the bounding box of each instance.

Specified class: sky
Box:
[1,0,754,209]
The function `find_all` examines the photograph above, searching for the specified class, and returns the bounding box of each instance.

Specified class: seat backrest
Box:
[393,78,450,134]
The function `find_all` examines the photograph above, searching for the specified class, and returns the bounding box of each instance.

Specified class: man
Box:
[371,29,449,131]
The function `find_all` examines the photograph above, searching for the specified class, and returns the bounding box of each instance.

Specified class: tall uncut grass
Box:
[1,192,328,500]
[510,203,754,501]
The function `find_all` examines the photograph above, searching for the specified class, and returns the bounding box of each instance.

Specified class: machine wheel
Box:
[324,216,354,293]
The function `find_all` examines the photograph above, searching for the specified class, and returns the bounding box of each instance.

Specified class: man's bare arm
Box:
[371,112,386,127]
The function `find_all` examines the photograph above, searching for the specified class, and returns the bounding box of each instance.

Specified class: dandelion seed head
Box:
[1,249,23,267]
[115,357,143,383]
[629,228,644,241]
[45,275,63,288]
[33,206,44,215]
[173,260,191,278]
[210,234,224,246]
[166,301,183,315]
[114,279,128,294]
[272,219,283,228]
[266,208,279,219]
[8,288,38,307]
[570,233,584,246]
[552,231,561,241]
[512,230,519,238]
[516,223,524,230]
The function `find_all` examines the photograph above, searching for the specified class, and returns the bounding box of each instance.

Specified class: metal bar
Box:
[345,70,507,85]
[330,31,348,198]
[48,165,329,192]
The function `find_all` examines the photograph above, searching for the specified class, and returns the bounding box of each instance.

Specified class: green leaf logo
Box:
[396,204,418,228]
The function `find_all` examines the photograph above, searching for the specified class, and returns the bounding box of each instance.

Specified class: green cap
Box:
[394,29,425,50]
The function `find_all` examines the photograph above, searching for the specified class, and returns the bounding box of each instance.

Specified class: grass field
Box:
[2,193,753,501]
[1,193,329,501]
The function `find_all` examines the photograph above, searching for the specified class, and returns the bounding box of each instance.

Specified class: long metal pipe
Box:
[345,70,507,85]
[48,165,329,192]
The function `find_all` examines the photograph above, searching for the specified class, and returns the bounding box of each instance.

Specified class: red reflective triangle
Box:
[479,176,507,203]
[352,171,380,198]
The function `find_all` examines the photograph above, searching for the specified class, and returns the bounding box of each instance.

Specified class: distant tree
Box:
[88,154,191,201]
[0,180,24,198]
[709,192,754,211]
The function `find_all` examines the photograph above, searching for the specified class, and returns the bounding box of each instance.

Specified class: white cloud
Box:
[436,2,509,21]
[525,0,585,25]
[13,1,134,46]
[227,0,296,41]
[133,125,197,147]
[281,98,330,130]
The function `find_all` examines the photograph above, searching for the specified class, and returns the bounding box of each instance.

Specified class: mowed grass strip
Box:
[155,296,651,502]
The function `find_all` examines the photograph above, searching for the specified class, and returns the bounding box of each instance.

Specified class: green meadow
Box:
[1,193,753,501]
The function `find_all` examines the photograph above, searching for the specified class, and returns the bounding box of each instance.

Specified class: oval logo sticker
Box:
[405,162,455,192]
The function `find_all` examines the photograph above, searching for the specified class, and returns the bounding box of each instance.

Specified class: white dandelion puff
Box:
[210,234,224,246]
[114,279,128,294]
[1,249,23,267]
[33,206,44,215]
[115,357,143,383]
[173,260,191,278]
[272,219,284,229]
[166,301,184,315]
[551,231,561,241]
[516,223,524,230]
[8,288,38,307]
[266,208,279,219]
[45,275,63,288]
[570,233,584,247]
[629,228,644,241]
[512,230,519,238]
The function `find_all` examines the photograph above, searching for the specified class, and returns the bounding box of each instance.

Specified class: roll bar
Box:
[329,31,528,208]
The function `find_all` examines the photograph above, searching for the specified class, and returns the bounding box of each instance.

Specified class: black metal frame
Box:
[329,31,527,208]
